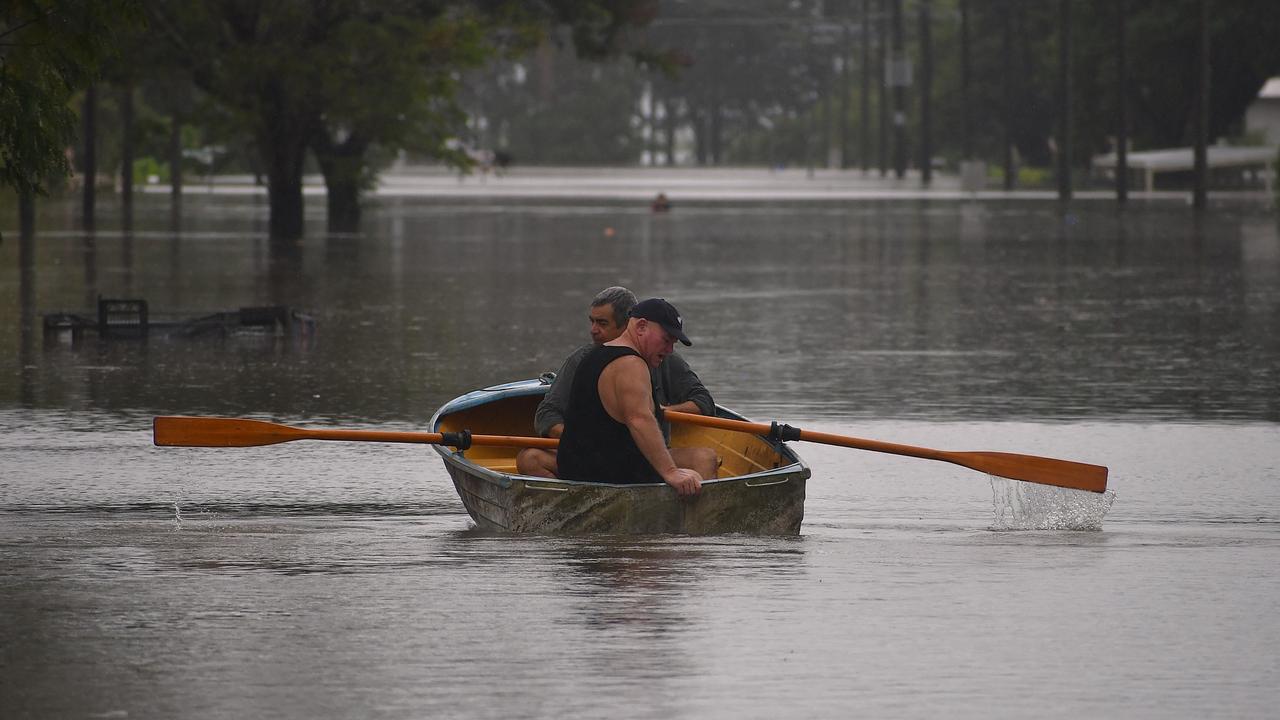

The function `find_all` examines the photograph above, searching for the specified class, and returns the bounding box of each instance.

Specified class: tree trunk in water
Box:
[19,193,36,405]
[82,84,97,231]
[19,191,35,241]
[169,114,183,210]
[120,83,135,230]
[323,167,362,233]
[267,148,306,241]
[314,134,369,234]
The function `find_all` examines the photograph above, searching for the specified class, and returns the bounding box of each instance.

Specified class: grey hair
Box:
[591,286,638,328]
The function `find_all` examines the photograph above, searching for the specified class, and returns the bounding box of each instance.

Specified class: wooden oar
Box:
[664,410,1108,493]
[153,416,558,450]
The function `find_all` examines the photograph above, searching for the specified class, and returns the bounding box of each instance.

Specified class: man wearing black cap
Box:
[516,288,714,479]
[556,298,716,495]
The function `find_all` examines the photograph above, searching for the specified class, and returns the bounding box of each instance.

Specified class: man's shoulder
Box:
[600,352,651,395]
[567,343,595,360]
[600,346,648,372]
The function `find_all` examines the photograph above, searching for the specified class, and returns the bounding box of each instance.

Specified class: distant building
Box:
[1245,77,1280,146]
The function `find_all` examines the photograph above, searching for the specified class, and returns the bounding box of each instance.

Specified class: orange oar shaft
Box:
[153,416,558,450]
[665,410,1108,493]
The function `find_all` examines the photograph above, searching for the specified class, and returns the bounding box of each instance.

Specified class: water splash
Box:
[171,499,222,530]
[989,475,1117,531]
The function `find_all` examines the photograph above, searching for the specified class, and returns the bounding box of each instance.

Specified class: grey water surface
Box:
[2,191,1279,718]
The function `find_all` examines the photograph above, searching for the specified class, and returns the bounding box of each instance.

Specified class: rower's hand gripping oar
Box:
[664,410,1108,493]
[152,416,558,450]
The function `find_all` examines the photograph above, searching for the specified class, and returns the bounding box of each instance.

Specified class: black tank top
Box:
[557,345,663,485]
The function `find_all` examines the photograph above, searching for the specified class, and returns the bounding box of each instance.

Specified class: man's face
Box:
[636,320,676,368]
[588,304,624,344]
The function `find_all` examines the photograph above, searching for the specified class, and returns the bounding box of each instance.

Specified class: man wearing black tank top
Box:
[557,299,716,496]
[516,287,714,479]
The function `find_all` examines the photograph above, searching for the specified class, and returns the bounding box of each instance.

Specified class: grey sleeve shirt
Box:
[652,352,715,416]
[533,344,594,437]
[652,352,715,443]
[535,345,715,440]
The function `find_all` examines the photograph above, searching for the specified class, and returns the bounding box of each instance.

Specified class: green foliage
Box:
[621,0,1280,170]
[924,0,1280,167]
[140,1,659,235]
[645,1,822,165]
[35,0,1274,223]
[983,162,1051,189]
[132,155,165,184]
[464,42,645,164]
[0,0,143,196]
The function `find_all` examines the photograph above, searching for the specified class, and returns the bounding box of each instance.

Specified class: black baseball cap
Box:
[629,298,692,346]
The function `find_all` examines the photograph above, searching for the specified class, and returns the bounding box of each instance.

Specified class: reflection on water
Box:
[2,195,1278,423]
[2,193,1280,719]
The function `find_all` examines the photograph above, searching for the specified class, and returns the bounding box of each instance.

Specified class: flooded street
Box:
[2,188,1279,718]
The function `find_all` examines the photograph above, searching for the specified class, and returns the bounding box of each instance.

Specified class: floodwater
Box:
[2,187,1279,718]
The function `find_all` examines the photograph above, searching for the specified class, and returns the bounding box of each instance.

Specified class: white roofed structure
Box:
[1093,146,1277,194]
[1245,76,1280,145]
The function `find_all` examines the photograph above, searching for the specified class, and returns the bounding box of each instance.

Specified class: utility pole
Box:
[840,17,852,169]
[860,0,871,172]
[1057,0,1073,202]
[919,0,932,186]
[1002,3,1014,190]
[1193,0,1210,209]
[891,0,907,179]
[1116,0,1128,202]
[878,0,889,176]
[664,93,676,166]
[960,0,972,160]
[648,81,657,166]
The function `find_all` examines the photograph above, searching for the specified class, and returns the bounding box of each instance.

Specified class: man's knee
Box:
[516,448,557,478]
[673,447,719,479]
[693,448,719,478]
[515,448,542,475]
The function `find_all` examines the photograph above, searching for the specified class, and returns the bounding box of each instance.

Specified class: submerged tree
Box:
[0,1,141,211]
[147,0,662,239]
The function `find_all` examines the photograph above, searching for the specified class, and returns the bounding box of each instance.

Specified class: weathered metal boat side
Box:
[429,379,809,535]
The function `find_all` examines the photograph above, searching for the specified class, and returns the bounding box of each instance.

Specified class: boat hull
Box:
[431,379,809,535]
[441,456,805,535]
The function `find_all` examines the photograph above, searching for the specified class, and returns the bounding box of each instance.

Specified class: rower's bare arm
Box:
[606,358,702,495]
[661,400,702,415]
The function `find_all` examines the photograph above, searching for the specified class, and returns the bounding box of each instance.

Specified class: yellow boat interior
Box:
[435,393,794,480]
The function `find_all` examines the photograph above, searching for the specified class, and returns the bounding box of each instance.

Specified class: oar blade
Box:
[951,451,1108,493]
[153,416,303,447]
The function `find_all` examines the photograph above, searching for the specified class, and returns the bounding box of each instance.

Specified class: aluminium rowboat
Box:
[429,378,809,535]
